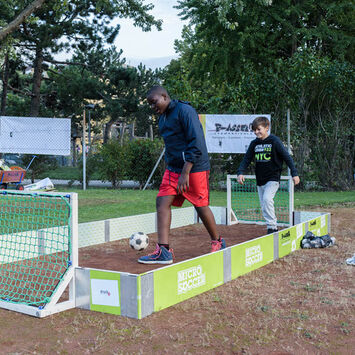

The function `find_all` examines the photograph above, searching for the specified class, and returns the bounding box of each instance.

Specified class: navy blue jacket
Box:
[159,100,210,173]
[237,134,298,186]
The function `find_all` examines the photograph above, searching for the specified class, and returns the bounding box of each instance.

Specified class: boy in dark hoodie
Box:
[237,116,300,234]
[138,86,225,264]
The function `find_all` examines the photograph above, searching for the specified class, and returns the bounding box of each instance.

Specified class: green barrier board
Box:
[153,252,224,312]
[278,223,305,258]
[308,215,328,236]
[231,234,274,280]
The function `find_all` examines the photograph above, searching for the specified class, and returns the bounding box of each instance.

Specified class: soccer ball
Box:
[129,232,149,251]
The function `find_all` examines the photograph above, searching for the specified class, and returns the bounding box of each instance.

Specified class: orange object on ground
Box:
[0,167,26,189]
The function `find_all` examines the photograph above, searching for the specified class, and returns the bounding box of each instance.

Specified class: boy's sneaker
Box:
[267,228,278,234]
[210,238,226,252]
[138,244,173,264]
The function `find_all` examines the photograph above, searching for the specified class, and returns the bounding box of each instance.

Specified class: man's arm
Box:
[179,105,203,164]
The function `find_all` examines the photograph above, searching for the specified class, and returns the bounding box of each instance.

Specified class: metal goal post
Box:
[0,191,78,317]
[227,175,294,227]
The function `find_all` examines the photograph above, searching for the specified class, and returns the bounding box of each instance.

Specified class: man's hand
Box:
[178,161,193,193]
[237,174,245,185]
[177,173,189,193]
[293,176,300,185]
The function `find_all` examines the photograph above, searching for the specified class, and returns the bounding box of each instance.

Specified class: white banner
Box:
[200,114,271,153]
[91,279,120,307]
[0,116,71,155]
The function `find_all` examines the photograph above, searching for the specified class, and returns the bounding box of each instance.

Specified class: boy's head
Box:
[146,86,171,115]
[252,116,270,140]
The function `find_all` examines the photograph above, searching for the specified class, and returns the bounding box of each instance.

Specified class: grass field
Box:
[52,187,355,223]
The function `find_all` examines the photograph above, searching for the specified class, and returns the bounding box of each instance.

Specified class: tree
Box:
[2,0,162,116]
[0,0,46,42]
[174,0,354,86]
[162,0,354,189]
[45,45,160,147]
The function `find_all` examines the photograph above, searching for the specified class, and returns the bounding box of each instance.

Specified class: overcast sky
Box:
[114,0,187,69]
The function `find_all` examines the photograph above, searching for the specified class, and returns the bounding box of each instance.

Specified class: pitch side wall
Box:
[75,212,330,319]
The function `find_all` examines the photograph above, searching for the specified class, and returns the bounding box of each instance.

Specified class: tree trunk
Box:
[0,52,9,115]
[30,45,43,116]
[103,119,115,143]
[119,122,126,145]
[149,124,153,140]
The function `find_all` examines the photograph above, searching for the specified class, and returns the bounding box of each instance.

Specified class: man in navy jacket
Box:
[138,86,226,264]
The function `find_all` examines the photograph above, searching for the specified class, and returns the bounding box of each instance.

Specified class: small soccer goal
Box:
[0,190,78,317]
[227,175,294,227]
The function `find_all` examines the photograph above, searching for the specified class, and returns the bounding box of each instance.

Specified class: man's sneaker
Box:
[210,238,226,252]
[138,244,173,264]
[267,228,278,234]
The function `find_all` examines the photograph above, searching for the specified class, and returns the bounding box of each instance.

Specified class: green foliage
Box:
[97,140,130,188]
[96,138,165,189]
[48,45,161,143]
[38,166,81,180]
[164,0,355,190]
[77,152,101,187]
[0,0,162,117]
[209,153,245,190]
[21,154,58,182]
[126,139,165,189]
[175,0,354,86]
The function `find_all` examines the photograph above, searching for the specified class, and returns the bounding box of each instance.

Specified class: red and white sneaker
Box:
[210,238,226,252]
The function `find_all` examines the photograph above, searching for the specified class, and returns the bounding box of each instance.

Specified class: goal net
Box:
[0,191,78,317]
[227,175,293,227]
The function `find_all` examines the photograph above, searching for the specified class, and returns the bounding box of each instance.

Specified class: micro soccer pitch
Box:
[0,176,331,319]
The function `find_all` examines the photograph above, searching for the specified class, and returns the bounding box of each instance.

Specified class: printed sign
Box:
[90,270,121,315]
[308,215,328,236]
[278,226,304,258]
[177,265,206,295]
[199,114,271,153]
[91,279,120,307]
[0,116,71,155]
[231,234,274,279]
[154,252,224,311]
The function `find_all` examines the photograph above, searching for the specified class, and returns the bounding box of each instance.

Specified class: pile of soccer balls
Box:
[129,232,149,251]
[301,231,335,249]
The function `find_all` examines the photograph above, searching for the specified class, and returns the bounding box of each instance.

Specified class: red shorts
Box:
[157,169,210,207]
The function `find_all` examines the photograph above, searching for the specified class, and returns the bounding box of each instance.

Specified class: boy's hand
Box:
[178,161,193,193]
[177,173,189,193]
[237,175,245,185]
[293,176,300,185]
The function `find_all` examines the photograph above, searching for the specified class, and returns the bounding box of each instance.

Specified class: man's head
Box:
[252,116,270,140]
[146,86,171,115]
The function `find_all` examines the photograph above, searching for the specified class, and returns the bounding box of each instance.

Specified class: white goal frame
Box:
[0,191,78,318]
[227,175,294,227]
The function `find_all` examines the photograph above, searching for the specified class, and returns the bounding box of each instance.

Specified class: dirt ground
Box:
[80,223,269,274]
[0,206,354,354]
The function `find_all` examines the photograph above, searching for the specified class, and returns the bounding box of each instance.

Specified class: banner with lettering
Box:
[153,252,224,312]
[231,234,274,280]
[199,114,271,153]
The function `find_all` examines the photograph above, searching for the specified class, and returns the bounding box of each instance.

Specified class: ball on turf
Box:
[129,232,149,251]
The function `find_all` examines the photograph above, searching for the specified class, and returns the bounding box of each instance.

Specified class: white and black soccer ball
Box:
[129,232,149,251]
